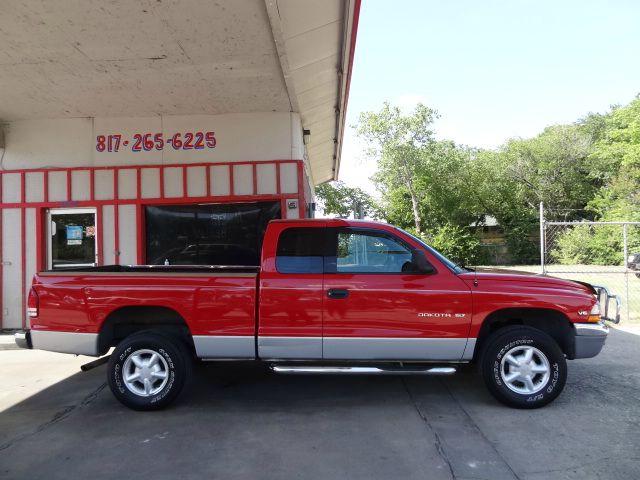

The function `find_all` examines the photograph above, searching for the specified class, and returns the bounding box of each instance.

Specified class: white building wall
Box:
[24,208,37,328]
[2,209,21,328]
[101,205,116,265]
[2,112,303,169]
[118,205,137,266]
[0,111,307,329]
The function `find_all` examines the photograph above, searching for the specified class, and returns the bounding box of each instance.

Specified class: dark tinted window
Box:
[145,202,281,266]
[276,228,325,274]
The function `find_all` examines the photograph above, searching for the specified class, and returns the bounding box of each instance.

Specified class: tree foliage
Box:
[550,97,640,264]
[314,181,382,219]
[347,95,640,266]
[356,103,439,234]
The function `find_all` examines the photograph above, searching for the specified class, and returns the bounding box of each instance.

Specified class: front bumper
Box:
[14,330,32,349]
[574,322,608,359]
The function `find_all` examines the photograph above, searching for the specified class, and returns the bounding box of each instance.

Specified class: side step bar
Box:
[271,366,456,376]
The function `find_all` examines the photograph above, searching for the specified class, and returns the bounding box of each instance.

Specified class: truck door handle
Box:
[327,288,349,299]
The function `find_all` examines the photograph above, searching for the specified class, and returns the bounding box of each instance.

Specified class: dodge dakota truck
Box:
[15,219,621,410]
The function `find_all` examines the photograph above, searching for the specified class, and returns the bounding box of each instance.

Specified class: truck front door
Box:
[322,227,473,361]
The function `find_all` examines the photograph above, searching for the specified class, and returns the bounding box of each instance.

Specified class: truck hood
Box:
[458,268,595,294]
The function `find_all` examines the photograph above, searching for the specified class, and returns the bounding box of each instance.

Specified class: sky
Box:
[338,0,640,193]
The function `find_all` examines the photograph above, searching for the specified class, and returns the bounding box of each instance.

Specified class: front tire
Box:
[107,332,189,410]
[480,326,567,409]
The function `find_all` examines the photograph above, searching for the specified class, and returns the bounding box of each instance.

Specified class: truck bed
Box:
[30,264,260,357]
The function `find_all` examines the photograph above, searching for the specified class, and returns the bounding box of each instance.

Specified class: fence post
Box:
[539,202,545,274]
[623,223,630,323]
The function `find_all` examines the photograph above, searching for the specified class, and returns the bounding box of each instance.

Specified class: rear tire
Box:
[480,326,567,409]
[107,331,189,410]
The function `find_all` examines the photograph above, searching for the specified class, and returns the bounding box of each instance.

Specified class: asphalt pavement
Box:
[1,328,639,480]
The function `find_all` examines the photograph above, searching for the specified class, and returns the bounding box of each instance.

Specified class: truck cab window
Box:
[276,228,325,274]
[331,229,418,273]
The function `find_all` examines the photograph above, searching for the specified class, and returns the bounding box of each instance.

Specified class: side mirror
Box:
[412,251,436,274]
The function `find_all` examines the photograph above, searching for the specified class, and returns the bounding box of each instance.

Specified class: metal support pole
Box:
[623,223,629,268]
[539,202,545,274]
[623,223,630,323]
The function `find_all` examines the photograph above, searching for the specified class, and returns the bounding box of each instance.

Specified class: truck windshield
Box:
[395,228,466,274]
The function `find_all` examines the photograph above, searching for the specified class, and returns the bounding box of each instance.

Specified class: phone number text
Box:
[96,132,217,152]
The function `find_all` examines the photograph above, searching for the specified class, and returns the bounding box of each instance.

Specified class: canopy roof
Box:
[0,0,360,184]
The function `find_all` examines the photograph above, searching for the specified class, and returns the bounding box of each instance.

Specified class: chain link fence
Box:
[539,207,640,324]
[483,206,639,324]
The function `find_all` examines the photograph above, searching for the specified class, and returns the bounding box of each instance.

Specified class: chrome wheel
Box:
[500,345,550,395]
[122,349,169,397]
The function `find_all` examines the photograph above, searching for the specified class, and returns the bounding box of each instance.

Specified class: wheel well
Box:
[474,308,575,361]
[98,306,194,355]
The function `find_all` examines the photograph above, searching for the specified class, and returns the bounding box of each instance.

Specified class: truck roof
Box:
[269,218,391,229]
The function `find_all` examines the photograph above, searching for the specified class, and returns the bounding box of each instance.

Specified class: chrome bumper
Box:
[14,330,32,349]
[592,284,621,324]
[574,322,608,359]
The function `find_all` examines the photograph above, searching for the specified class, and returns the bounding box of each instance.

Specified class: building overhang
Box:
[0,0,360,185]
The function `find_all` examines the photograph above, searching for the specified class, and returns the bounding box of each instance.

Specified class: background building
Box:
[0,0,361,329]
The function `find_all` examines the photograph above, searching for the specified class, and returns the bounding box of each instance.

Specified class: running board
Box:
[270,366,457,376]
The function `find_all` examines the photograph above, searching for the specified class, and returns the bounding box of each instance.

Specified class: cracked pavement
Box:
[1,328,639,480]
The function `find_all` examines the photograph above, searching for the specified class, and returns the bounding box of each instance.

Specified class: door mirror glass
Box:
[403,250,436,274]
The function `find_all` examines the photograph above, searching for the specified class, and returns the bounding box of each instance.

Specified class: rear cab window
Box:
[275,228,325,274]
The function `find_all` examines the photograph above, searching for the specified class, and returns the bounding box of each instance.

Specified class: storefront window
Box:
[145,202,281,266]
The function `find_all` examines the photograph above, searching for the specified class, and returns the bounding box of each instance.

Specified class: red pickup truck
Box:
[15,219,620,410]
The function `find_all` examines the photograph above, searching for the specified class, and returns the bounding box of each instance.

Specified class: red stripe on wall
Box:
[89,169,95,201]
[43,170,49,202]
[136,168,142,200]
[136,205,144,264]
[35,207,44,271]
[66,170,72,201]
[252,164,258,195]
[97,206,104,265]
[159,167,165,199]
[20,173,26,328]
[113,170,120,264]
[0,172,3,329]
[182,166,188,197]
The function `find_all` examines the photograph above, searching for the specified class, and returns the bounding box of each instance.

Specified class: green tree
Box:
[586,96,640,221]
[428,223,486,266]
[551,97,640,265]
[356,103,439,234]
[315,181,382,219]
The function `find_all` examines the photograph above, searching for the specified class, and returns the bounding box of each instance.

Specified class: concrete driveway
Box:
[1,328,639,480]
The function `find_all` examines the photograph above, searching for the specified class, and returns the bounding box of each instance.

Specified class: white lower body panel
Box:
[258,336,322,360]
[31,330,99,356]
[193,335,255,359]
[323,337,471,361]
